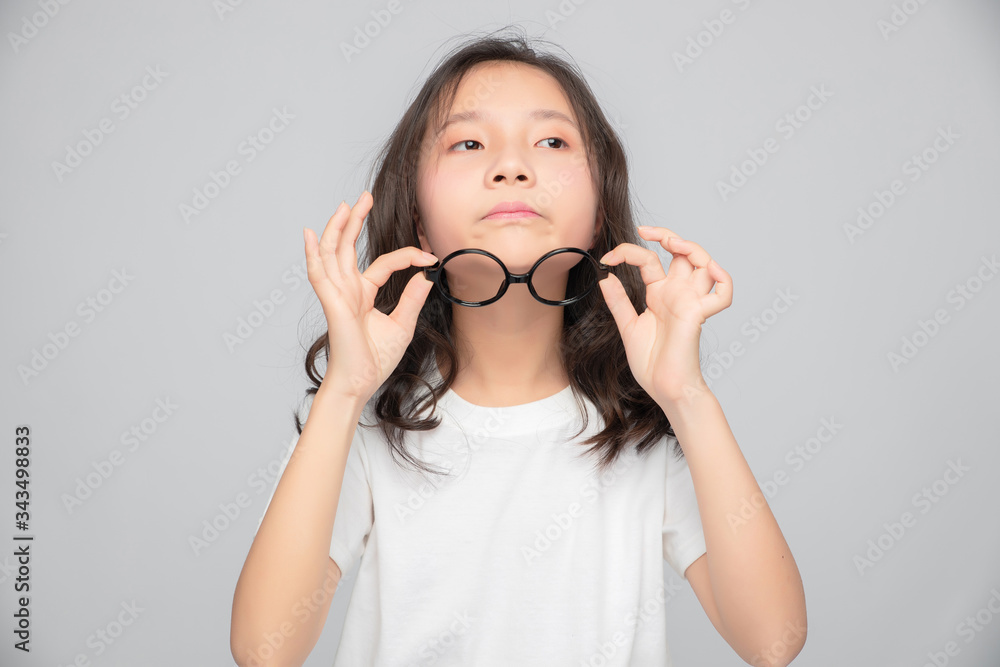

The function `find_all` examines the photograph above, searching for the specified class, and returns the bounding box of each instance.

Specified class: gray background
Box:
[2,0,999,665]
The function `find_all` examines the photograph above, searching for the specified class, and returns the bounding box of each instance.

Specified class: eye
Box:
[537,137,567,149]
[450,140,483,151]
[448,137,569,152]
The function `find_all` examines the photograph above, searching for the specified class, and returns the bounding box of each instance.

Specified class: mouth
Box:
[482,210,541,220]
[483,200,540,220]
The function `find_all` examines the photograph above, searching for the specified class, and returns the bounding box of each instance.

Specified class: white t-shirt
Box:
[255,373,707,666]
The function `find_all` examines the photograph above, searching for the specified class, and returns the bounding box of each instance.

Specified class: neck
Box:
[437,284,569,405]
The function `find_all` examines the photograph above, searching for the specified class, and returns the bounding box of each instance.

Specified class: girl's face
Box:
[414,61,602,280]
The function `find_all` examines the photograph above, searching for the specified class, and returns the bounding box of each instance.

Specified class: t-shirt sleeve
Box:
[662,438,707,581]
[253,420,374,577]
[328,424,374,575]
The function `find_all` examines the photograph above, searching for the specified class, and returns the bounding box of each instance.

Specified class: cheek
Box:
[416,168,474,253]
[551,163,600,244]
[565,159,596,197]
[435,167,470,194]
[419,163,473,213]
[551,158,596,204]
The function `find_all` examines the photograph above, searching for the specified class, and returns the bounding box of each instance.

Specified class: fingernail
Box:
[637,225,651,230]
[422,252,438,262]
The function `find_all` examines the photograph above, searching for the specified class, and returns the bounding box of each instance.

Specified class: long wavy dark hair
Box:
[294,26,698,477]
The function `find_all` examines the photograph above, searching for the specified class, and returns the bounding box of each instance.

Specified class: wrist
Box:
[656,375,714,418]
[315,382,369,418]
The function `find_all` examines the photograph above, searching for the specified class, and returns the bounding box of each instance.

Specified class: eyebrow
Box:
[439,108,580,134]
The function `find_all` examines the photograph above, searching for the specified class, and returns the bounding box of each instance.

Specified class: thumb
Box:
[388,270,435,334]
[598,273,636,335]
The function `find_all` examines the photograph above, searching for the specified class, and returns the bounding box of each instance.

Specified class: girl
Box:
[232,29,806,667]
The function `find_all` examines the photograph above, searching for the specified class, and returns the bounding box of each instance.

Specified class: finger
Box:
[361,247,438,298]
[637,225,680,238]
[598,271,638,334]
[664,238,719,295]
[702,259,734,316]
[337,191,372,279]
[664,236,712,270]
[388,268,436,335]
[638,227,725,301]
[304,226,340,304]
[637,227,695,279]
[600,243,667,286]
[317,201,351,278]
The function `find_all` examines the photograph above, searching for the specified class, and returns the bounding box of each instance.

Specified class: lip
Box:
[483,200,540,219]
[483,211,541,221]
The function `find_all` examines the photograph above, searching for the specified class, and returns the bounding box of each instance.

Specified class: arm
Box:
[662,385,807,667]
[597,225,806,665]
[230,384,365,667]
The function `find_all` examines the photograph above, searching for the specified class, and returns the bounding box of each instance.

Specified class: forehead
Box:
[436,62,579,131]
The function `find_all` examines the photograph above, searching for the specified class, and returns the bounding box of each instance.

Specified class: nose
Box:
[489,144,533,184]
[492,171,528,183]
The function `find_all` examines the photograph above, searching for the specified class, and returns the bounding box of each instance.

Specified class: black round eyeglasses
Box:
[422,246,611,307]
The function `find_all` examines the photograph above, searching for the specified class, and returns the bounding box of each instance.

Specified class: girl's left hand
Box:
[597,227,733,406]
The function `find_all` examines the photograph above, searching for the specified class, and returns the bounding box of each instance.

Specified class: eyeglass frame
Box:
[422,246,611,307]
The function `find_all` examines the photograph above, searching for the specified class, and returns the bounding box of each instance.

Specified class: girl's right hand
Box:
[304,190,439,402]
